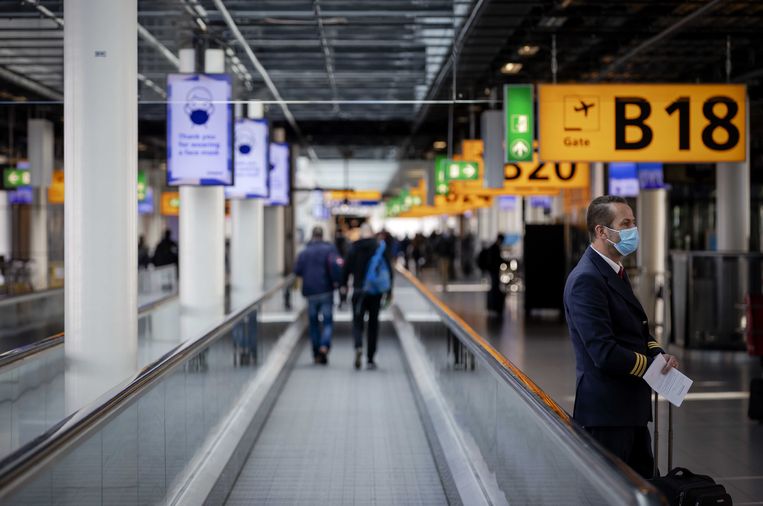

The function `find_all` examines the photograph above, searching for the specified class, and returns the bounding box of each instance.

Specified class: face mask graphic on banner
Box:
[185,87,214,126]
[606,226,639,257]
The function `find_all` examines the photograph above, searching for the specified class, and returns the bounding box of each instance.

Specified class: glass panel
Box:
[3,282,299,505]
[395,277,654,505]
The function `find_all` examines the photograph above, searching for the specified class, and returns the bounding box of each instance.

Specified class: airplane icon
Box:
[573,100,595,116]
[564,95,600,132]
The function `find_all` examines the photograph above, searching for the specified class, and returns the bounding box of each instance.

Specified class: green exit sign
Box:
[445,160,479,181]
[3,168,31,188]
[435,158,449,195]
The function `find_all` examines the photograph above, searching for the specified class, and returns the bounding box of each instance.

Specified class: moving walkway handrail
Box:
[396,266,662,505]
[0,275,295,495]
[0,287,63,309]
[0,291,179,369]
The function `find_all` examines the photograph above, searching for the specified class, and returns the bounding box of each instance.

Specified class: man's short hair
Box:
[586,195,628,241]
[311,226,324,240]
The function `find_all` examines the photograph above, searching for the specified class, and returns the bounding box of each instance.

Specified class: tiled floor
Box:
[428,275,763,504]
[225,329,448,506]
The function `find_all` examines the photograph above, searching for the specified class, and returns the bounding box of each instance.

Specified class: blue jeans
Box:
[307,292,334,356]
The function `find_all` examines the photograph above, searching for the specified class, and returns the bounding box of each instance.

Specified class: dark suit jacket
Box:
[563,246,665,427]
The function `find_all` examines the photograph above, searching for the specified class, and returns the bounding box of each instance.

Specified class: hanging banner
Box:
[505,84,534,162]
[167,73,233,186]
[266,142,290,206]
[538,84,746,162]
[226,118,269,199]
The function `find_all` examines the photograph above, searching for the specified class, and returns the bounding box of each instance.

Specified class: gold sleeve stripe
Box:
[648,342,662,349]
[636,354,648,377]
[629,353,645,376]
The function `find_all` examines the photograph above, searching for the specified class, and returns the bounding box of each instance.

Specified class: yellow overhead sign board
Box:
[538,84,746,162]
[505,147,589,189]
[326,190,382,202]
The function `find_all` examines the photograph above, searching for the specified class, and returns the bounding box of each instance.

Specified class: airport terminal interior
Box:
[0,0,762,504]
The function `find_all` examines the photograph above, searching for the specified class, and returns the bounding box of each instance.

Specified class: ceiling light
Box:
[433,140,447,150]
[500,62,523,75]
[518,44,539,57]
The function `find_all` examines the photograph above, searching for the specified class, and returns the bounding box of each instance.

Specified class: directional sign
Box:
[434,157,449,195]
[445,160,480,181]
[504,147,589,189]
[505,84,534,162]
[538,84,746,162]
[3,168,31,189]
[161,192,180,216]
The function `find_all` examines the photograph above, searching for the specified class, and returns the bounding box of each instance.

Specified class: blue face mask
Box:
[606,226,639,256]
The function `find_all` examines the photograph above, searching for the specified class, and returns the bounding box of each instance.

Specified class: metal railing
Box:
[396,265,663,505]
[0,291,179,369]
[0,275,295,499]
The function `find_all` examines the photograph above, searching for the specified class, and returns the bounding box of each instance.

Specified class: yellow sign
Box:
[538,84,746,162]
[505,149,589,189]
[327,190,382,202]
[48,170,65,204]
[161,192,180,216]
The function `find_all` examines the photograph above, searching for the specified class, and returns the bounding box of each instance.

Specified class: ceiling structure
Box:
[0,0,762,178]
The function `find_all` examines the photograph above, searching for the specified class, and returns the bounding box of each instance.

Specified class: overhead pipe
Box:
[0,65,62,101]
[211,0,318,160]
[597,0,728,79]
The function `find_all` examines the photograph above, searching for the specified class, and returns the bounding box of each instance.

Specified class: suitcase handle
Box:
[653,391,674,476]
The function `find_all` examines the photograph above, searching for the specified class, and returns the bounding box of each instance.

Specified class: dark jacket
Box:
[341,237,393,292]
[153,238,178,267]
[563,247,665,427]
[294,240,340,297]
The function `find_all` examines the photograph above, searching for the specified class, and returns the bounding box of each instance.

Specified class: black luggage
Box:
[650,393,733,505]
[749,377,763,421]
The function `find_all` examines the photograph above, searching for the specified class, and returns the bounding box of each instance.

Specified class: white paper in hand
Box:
[642,354,693,407]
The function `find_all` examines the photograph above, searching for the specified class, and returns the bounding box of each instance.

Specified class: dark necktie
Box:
[618,266,625,279]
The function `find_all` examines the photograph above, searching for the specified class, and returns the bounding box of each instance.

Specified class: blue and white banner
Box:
[266,142,290,206]
[226,118,269,199]
[167,73,232,186]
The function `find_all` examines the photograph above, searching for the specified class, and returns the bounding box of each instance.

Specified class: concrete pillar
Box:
[28,119,54,290]
[64,0,138,409]
[716,164,750,252]
[0,192,9,261]
[590,162,605,198]
[263,127,286,280]
[716,96,750,252]
[230,101,265,310]
[637,189,668,330]
[179,48,226,317]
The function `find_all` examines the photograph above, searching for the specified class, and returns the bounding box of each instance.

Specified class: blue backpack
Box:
[362,241,391,295]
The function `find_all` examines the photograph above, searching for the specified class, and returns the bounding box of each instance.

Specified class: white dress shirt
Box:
[590,245,622,274]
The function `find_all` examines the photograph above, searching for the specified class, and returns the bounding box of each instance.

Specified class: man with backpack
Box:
[341,224,393,370]
[294,226,343,365]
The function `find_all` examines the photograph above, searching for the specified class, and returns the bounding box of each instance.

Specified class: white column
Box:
[0,191,9,261]
[179,48,226,318]
[263,127,286,280]
[64,0,138,409]
[716,96,750,252]
[637,189,668,325]
[590,162,605,197]
[263,206,285,280]
[230,101,265,310]
[28,119,54,290]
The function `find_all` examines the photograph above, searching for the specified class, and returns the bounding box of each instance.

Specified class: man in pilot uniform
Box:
[564,195,679,479]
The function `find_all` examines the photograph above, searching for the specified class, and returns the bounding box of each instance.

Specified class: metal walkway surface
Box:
[225,331,448,506]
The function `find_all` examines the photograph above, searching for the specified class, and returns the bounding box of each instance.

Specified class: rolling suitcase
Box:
[650,393,733,505]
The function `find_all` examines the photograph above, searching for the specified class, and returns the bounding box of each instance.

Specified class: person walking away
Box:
[460,231,475,278]
[478,234,506,318]
[341,224,393,370]
[563,195,680,479]
[435,229,456,290]
[294,226,343,364]
[138,235,151,269]
[152,229,178,268]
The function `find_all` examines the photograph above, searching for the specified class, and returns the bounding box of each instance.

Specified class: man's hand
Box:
[661,353,679,374]
[383,292,393,308]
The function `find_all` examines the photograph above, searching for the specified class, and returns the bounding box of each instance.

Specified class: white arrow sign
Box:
[462,163,476,178]
[510,139,530,158]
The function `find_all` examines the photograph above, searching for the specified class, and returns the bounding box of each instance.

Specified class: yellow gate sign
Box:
[505,148,589,189]
[538,84,746,162]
